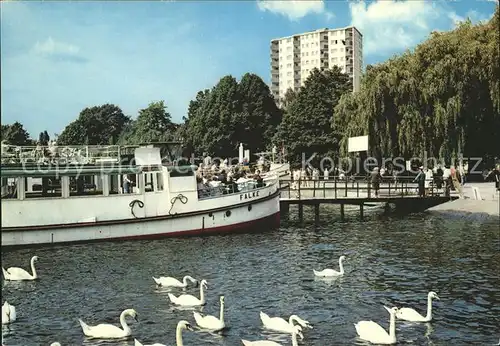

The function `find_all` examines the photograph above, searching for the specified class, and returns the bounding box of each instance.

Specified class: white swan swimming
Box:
[153,275,197,288]
[2,256,39,281]
[313,255,345,277]
[242,329,303,346]
[50,343,62,346]
[194,295,225,331]
[79,308,138,338]
[396,291,440,322]
[168,279,207,306]
[355,306,399,345]
[2,302,16,324]
[260,311,312,334]
[134,320,193,346]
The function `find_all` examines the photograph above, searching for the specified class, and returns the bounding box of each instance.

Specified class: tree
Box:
[188,75,243,157]
[38,131,50,145]
[1,122,31,145]
[57,104,130,145]
[333,10,500,166]
[182,73,282,157]
[282,88,297,111]
[118,101,177,144]
[238,73,283,154]
[274,67,352,163]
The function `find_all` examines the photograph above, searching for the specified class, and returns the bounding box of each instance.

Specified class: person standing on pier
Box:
[414,166,426,197]
[371,167,381,198]
[485,164,500,190]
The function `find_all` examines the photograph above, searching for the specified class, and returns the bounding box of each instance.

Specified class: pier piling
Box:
[314,204,320,224]
[340,203,345,221]
[359,203,364,221]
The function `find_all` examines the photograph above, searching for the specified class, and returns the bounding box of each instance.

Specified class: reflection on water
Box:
[2,208,499,345]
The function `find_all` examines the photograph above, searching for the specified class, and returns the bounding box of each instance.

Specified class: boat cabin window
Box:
[121,174,139,194]
[143,172,164,192]
[70,175,98,196]
[106,174,121,195]
[23,176,62,198]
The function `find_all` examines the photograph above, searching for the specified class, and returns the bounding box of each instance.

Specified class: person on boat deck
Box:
[123,175,133,193]
[370,167,381,198]
[414,166,426,197]
[254,170,264,188]
[227,176,239,193]
[218,170,228,184]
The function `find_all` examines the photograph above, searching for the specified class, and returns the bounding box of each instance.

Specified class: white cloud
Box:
[32,37,80,57]
[350,0,443,56]
[350,0,495,57]
[257,0,332,21]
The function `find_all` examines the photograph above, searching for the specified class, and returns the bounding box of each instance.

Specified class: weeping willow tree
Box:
[334,8,500,165]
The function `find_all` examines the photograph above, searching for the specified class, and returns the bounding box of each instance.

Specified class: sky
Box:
[1,0,498,138]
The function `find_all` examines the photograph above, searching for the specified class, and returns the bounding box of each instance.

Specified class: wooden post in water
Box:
[359,203,364,220]
[298,203,304,223]
[314,204,320,224]
[281,202,290,215]
[340,203,345,221]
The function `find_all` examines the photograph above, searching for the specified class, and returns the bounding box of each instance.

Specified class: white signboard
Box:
[134,147,161,166]
[348,135,369,153]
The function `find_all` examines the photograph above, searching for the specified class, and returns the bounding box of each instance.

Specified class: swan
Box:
[396,291,440,322]
[153,275,197,288]
[79,308,138,338]
[313,255,345,277]
[2,302,16,324]
[260,311,312,334]
[355,306,398,345]
[241,329,303,346]
[194,295,225,331]
[134,320,193,346]
[2,256,39,281]
[50,343,62,346]
[168,279,207,306]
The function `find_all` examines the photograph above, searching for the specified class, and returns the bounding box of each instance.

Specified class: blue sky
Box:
[1,0,497,138]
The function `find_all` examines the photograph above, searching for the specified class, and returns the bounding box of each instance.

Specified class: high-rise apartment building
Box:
[270,26,363,103]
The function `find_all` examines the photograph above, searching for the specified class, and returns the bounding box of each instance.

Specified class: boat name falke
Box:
[240,190,260,200]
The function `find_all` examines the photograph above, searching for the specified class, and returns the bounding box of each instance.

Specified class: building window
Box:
[331,48,337,53]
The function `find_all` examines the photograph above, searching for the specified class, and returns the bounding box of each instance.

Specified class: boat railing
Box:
[1,144,123,165]
[197,179,270,200]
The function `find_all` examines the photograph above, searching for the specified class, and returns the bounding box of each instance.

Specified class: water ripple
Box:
[2,211,499,345]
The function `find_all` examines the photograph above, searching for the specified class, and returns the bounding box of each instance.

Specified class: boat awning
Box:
[0,165,142,178]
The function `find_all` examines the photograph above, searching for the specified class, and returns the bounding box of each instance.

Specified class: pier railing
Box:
[279,176,449,200]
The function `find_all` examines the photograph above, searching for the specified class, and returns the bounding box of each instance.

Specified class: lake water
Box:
[2,207,499,345]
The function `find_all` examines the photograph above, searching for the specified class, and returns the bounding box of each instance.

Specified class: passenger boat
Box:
[1,142,280,247]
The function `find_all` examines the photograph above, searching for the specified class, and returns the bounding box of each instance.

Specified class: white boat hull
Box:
[1,187,280,247]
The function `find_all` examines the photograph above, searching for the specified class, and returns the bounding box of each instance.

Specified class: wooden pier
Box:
[278,177,458,222]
